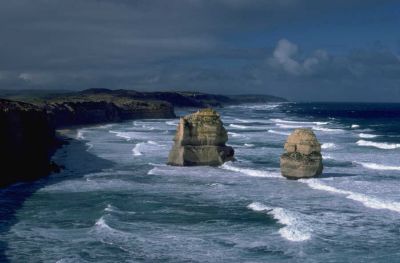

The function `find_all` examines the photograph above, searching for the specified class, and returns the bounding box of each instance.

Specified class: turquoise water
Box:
[1,103,400,262]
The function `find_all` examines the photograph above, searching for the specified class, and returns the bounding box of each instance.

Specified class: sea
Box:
[1,102,400,262]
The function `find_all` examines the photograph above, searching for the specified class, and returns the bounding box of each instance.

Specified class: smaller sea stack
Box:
[167,108,234,166]
[280,128,323,179]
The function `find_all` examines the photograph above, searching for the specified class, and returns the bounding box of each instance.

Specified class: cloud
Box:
[0,0,399,101]
[268,39,329,75]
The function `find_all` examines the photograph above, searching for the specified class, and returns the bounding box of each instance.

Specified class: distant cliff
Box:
[0,89,287,108]
[42,94,175,127]
[0,99,57,187]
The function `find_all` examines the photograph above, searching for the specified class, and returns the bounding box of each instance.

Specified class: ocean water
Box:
[1,102,400,262]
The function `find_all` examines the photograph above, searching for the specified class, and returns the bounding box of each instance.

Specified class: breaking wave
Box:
[221,162,280,178]
[356,140,400,150]
[105,204,136,215]
[76,130,86,140]
[321,143,336,149]
[228,132,247,138]
[300,179,400,213]
[355,162,400,171]
[272,118,328,126]
[109,130,132,141]
[267,130,290,136]
[313,127,345,133]
[166,120,178,126]
[229,124,249,129]
[247,202,312,242]
[358,133,378,139]
[132,143,143,156]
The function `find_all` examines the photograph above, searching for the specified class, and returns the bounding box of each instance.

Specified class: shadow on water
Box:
[0,137,115,262]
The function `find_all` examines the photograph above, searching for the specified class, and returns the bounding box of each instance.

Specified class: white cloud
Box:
[18,72,54,84]
[269,39,329,75]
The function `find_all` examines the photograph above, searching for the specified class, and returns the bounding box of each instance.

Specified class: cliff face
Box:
[0,99,57,187]
[168,108,234,166]
[0,94,175,187]
[45,98,174,128]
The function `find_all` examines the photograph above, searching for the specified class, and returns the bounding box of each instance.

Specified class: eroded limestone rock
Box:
[280,128,323,179]
[167,108,234,166]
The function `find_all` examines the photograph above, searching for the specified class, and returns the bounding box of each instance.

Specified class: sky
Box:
[0,0,400,101]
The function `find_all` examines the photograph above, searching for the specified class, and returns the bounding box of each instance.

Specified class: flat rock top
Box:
[284,128,321,155]
[286,128,319,144]
[175,108,228,146]
[0,98,42,112]
[184,108,220,120]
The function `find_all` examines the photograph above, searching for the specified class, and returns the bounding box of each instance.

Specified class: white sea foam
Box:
[221,163,280,178]
[300,179,400,213]
[235,118,251,123]
[229,124,249,129]
[109,130,132,141]
[85,143,94,151]
[148,162,167,167]
[147,140,165,146]
[95,216,113,231]
[147,167,158,175]
[321,143,336,149]
[276,123,305,129]
[313,126,345,133]
[267,130,290,136]
[272,118,328,125]
[105,204,136,215]
[351,124,360,129]
[359,133,378,139]
[76,130,85,140]
[244,143,254,147]
[132,143,143,156]
[356,140,400,150]
[355,162,400,171]
[247,202,311,242]
[234,104,281,110]
[97,124,114,129]
[228,132,246,138]
[166,120,178,126]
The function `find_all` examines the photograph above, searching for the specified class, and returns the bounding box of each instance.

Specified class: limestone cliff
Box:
[167,108,234,166]
[280,128,323,179]
[0,99,58,187]
[44,97,174,128]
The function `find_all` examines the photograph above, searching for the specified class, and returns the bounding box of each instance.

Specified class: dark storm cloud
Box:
[0,0,399,101]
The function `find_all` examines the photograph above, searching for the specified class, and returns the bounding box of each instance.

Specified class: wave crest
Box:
[247,202,311,242]
[300,179,400,213]
[356,140,400,150]
[132,143,143,156]
[355,162,400,171]
[221,163,280,178]
[268,130,290,136]
[321,143,336,149]
[358,133,378,139]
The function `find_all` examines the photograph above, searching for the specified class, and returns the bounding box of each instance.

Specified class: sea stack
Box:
[280,128,323,179]
[167,108,234,166]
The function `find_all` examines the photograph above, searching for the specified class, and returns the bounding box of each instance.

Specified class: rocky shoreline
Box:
[0,89,286,187]
[0,91,175,187]
[0,99,59,187]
